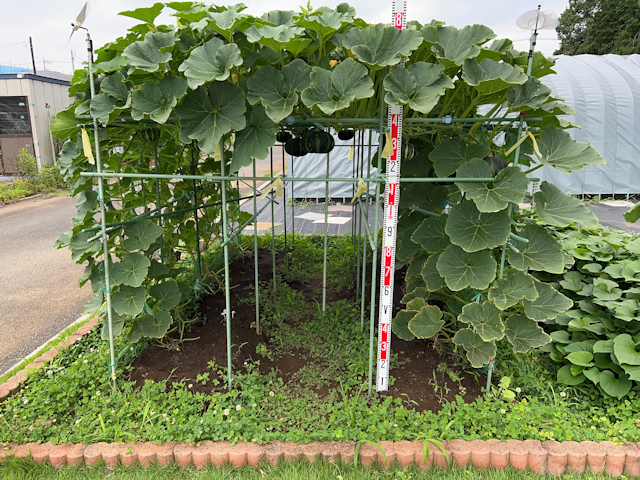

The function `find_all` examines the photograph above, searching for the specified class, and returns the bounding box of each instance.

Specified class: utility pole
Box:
[29,37,36,74]
[71,50,75,72]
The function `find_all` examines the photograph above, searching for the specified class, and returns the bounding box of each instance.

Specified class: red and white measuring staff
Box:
[376,0,407,392]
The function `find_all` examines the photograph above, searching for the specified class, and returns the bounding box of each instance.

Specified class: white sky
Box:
[0,0,569,75]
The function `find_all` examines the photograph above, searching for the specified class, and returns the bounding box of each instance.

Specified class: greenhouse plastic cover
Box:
[536,54,640,195]
[287,129,379,199]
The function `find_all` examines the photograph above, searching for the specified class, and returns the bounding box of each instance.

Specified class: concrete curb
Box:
[0,316,100,402]
[0,440,638,476]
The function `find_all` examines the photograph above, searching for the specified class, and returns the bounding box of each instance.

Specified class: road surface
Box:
[0,195,91,374]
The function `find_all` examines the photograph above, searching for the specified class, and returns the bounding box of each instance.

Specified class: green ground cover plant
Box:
[1,236,639,448]
[0,456,623,480]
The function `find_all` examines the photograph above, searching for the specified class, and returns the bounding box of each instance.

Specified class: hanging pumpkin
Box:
[285,137,308,157]
[302,129,335,154]
[402,143,415,161]
[137,127,161,143]
[338,129,355,141]
[276,131,293,143]
[484,156,508,175]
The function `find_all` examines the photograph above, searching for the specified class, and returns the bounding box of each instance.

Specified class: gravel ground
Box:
[0,195,91,374]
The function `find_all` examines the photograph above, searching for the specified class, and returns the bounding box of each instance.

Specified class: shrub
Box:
[17,148,38,194]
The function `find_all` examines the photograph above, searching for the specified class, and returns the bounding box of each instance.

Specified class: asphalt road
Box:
[0,195,91,374]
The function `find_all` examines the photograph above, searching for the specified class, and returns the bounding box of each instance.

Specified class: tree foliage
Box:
[555,0,640,55]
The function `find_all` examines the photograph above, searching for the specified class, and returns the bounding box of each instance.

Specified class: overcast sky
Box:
[0,0,569,75]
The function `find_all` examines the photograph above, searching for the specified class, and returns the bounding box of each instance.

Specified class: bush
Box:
[39,164,68,193]
[0,182,31,204]
[17,148,38,194]
[538,223,640,399]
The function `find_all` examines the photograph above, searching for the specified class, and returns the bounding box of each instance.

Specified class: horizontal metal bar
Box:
[80,172,498,183]
[409,205,442,217]
[286,117,543,125]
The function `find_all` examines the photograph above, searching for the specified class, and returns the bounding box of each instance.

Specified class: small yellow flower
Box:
[329,60,338,68]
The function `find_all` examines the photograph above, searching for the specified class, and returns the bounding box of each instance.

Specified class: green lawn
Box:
[0,457,620,480]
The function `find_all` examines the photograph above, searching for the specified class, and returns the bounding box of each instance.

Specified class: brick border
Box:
[0,316,100,402]
[0,440,638,476]
[1,319,639,477]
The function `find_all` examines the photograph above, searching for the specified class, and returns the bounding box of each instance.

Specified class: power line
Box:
[0,41,28,49]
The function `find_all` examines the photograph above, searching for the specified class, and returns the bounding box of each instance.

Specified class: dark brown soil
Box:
[129,249,485,412]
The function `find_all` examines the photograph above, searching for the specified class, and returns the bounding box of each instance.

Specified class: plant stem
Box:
[524,164,544,174]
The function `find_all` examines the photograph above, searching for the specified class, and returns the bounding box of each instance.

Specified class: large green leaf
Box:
[57,140,81,176]
[205,9,249,40]
[122,220,164,252]
[411,215,450,253]
[141,311,173,338]
[445,201,510,253]
[94,56,128,74]
[566,351,594,367]
[392,310,416,341]
[522,279,573,322]
[176,82,246,154]
[231,105,279,173]
[247,59,312,123]
[592,278,622,301]
[507,77,552,111]
[100,312,125,341]
[179,38,242,89]
[112,286,146,316]
[245,24,307,53]
[342,24,424,69]
[301,59,373,114]
[89,94,120,125]
[557,364,586,385]
[530,126,606,174]
[534,182,598,228]
[150,279,181,311]
[462,59,527,94]
[457,161,529,213]
[383,62,453,114]
[453,329,496,368]
[599,370,632,399]
[50,103,84,140]
[430,138,490,178]
[421,24,496,66]
[111,252,151,288]
[119,3,165,24]
[505,315,551,352]
[488,270,538,310]
[69,232,102,263]
[131,75,188,123]
[408,305,444,339]
[458,302,504,342]
[421,254,446,291]
[508,224,564,274]
[298,11,350,38]
[624,204,640,224]
[83,292,104,315]
[613,334,640,365]
[100,72,132,103]
[122,31,177,72]
[436,244,497,291]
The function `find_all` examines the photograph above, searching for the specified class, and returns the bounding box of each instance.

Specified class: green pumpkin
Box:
[137,127,161,143]
[285,137,308,157]
[276,131,293,143]
[338,130,355,141]
[302,129,335,154]
[402,143,415,161]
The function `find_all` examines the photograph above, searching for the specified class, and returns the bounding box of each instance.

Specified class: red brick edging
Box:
[0,439,639,476]
[0,316,100,401]
[1,319,639,476]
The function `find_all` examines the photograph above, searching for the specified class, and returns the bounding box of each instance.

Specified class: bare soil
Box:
[129,249,485,412]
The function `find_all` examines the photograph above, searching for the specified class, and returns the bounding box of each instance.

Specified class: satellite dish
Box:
[516,8,558,31]
[68,1,91,42]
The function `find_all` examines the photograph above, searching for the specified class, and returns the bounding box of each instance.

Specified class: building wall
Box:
[0,76,71,172]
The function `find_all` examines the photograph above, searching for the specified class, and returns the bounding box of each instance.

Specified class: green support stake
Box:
[219,139,233,391]
[322,150,330,312]
[86,33,117,390]
[355,131,362,304]
[253,159,260,335]
[270,150,276,294]
[282,150,288,260]
[191,147,202,279]
[154,141,163,264]
[360,130,373,331]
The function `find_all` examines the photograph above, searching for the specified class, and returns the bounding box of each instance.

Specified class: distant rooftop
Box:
[0,65,30,74]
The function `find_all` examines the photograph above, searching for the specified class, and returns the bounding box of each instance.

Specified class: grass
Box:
[0,457,620,480]
[0,313,94,385]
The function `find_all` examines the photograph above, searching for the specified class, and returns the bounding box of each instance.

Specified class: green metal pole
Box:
[253,159,260,335]
[154,141,163,264]
[282,149,287,260]
[219,139,233,391]
[290,150,295,256]
[86,34,117,390]
[191,147,202,279]
[322,150,330,312]
[368,80,386,396]
[270,150,276,294]
[355,131,362,303]
[361,130,373,331]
